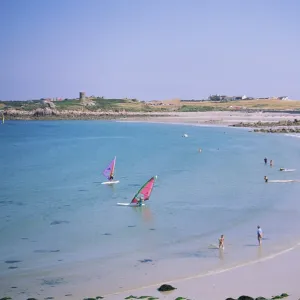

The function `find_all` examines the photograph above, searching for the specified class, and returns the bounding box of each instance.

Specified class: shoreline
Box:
[104,243,300,300]
[4,111,300,132]
[1,117,300,300]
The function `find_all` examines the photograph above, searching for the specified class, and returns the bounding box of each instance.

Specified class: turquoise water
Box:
[1,120,300,298]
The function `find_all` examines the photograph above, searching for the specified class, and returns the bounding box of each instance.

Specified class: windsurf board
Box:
[117,202,145,206]
[101,180,120,185]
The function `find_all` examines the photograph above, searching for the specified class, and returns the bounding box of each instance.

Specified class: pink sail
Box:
[131,176,157,204]
[102,157,116,180]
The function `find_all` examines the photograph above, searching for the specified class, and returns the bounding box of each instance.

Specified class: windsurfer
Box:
[264,176,268,183]
[137,195,145,206]
[108,174,114,181]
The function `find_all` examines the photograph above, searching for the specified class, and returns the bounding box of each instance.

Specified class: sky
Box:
[1,0,300,101]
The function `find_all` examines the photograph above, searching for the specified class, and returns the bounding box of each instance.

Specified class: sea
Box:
[1,120,300,299]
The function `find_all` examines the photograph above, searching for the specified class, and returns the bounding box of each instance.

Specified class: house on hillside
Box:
[278,96,289,100]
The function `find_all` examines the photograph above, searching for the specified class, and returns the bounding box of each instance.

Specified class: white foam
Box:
[285,134,300,139]
[103,242,300,297]
[269,179,299,183]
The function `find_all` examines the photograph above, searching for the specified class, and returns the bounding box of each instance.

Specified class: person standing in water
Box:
[219,234,224,249]
[270,160,273,167]
[264,157,267,164]
[257,226,263,245]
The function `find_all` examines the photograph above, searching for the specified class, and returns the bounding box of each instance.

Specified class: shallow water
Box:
[1,120,300,298]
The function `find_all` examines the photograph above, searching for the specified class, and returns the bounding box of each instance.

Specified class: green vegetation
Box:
[179,105,225,112]
[180,99,300,111]
[124,296,159,300]
[2,97,300,114]
[1,100,41,111]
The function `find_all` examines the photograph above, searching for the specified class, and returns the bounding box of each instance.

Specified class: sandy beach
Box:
[101,243,300,300]
[120,111,300,126]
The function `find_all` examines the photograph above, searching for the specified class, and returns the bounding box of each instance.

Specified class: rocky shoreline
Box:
[252,128,300,133]
[3,109,300,134]
[231,120,300,127]
[2,108,172,120]
[231,120,300,133]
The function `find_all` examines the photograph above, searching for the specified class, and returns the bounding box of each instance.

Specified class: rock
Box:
[238,296,254,300]
[4,108,170,120]
[0,297,12,300]
[139,259,153,263]
[27,298,38,300]
[252,127,300,134]
[280,293,289,298]
[271,294,289,299]
[255,298,267,300]
[231,120,300,128]
[225,298,236,300]
[45,101,56,109]
[157,284,176,292]
[5,260,21,264]
[33,107,58,117]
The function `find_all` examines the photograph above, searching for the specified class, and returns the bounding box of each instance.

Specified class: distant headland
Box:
[2,93,300,134]
[1,92,300,119]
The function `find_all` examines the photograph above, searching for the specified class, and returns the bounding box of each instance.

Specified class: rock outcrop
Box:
[3,109,171,120]
[253,128,300,133]
[232,120,299,127]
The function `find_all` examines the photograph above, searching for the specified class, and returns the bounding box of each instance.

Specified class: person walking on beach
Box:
[219,234,224,249]
[264,157,267,164]
[257,226,263,245]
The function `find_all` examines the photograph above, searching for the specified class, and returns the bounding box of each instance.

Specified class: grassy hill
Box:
[1,98,170,112]
[1,98,300,113]
[178,99,300,112]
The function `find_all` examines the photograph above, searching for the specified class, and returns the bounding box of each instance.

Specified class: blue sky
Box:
[1,0,300,100]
